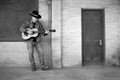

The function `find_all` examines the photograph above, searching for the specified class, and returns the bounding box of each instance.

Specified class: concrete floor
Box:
[0,67,120,80]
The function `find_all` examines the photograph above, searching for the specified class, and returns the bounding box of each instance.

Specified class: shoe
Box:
[40,64,49,70]
[31,64,37,71]
[31,67,36,71]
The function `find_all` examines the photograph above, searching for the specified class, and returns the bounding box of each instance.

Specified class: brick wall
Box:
[0,42,29,67]
[52,0,120,67]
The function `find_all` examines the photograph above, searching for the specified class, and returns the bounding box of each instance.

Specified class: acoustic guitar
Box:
[22,28,56,40]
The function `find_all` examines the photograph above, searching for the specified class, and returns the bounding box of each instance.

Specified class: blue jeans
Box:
[27,41,44,67]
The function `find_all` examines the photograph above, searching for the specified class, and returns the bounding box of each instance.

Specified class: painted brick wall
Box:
[0,42,29,67]
[52,0,120,67]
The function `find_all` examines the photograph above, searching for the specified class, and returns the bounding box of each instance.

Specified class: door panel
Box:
[82,9,104,66]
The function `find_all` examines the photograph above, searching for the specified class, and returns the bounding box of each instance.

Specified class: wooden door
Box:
[82,9,105,66]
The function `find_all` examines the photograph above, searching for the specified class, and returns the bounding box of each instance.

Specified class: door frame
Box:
[81,9,105,66]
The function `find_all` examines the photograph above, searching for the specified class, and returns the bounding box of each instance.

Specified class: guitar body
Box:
[22,32,38,40]
[22,28,39,40]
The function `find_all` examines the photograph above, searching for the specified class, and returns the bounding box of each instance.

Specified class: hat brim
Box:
[29,13,41,19]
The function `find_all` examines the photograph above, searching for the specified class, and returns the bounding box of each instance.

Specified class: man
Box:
[20,10,48,71]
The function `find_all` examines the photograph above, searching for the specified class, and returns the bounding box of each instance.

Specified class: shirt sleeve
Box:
[20,21,29,32]
[38,22,46,34]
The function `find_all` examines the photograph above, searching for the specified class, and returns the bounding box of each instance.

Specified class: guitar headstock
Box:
[49,29,56,32]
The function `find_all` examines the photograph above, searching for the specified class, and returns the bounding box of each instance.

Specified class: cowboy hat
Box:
[29,10,41,19]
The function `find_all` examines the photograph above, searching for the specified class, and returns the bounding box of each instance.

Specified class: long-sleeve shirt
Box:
[20,20,45,42]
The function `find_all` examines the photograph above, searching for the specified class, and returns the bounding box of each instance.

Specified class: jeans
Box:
[27,41,44,68]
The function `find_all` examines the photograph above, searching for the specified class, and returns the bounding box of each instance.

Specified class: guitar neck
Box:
[25,28,56,33]
[48,29,56,32]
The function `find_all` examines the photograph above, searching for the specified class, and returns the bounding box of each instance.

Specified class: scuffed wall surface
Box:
[0,42,29,67]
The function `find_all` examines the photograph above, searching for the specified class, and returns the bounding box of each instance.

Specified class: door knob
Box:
[99,40,102,45]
